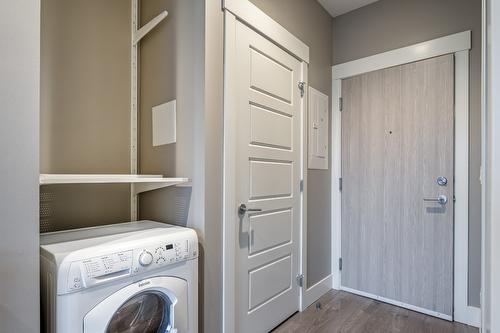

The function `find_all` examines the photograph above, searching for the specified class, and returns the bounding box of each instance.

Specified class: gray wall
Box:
[332,0,482,307]
[250,0,334,288]
[201,1,224,332]
[0,0,40,331]
[138,1,223,332]
[40,0,131,231]
[138,0,204,230]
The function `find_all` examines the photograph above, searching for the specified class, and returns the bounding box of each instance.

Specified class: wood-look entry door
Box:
[341,54,455,318]
[228,18,303,333]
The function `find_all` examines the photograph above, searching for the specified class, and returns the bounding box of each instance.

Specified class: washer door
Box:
[84,277,188,333]
[106,291,170,333]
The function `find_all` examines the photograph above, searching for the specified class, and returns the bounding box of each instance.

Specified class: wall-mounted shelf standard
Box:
[130,2,169,219]
[39,174,189,195]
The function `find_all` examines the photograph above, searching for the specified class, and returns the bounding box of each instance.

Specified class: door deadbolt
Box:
[437,176,448,186]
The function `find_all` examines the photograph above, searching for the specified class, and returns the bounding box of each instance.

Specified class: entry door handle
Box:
[238,203,262,216]
[423,194,448,205]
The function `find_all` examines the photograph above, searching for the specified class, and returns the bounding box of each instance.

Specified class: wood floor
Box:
[272,290,478,333]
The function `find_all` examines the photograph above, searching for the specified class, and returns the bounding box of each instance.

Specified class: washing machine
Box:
[40,220,198,333]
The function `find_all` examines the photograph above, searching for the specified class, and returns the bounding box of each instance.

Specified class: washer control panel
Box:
[132,239,195,275]
[64,231,198,293]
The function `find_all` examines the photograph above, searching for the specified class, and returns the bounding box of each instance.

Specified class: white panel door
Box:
[229,19,303,333]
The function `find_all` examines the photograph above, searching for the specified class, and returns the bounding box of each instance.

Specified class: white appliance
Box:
[40,221,198,333]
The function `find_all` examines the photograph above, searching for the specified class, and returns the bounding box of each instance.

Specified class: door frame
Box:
[483,0,500,331]
[331,31,480,327]
[222,1,310,332]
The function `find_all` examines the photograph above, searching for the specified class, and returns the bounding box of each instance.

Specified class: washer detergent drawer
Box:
[66,251,133,293]
[83,277,188,333]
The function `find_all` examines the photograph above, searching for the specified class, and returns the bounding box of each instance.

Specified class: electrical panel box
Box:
[308,87,329,169]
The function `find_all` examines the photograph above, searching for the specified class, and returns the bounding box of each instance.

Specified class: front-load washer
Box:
[40,220,198,333]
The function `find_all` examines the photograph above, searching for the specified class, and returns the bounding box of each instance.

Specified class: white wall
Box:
[0,1,40,332]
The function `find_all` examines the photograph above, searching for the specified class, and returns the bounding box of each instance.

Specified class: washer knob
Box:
[138,251,153,266]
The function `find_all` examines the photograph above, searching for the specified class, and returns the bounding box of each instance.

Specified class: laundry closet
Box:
[38,1,205,332]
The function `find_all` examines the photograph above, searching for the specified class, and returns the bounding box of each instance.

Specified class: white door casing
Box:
[223,11,307,333]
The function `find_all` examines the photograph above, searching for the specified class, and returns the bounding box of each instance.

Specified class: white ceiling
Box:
[317,0,379,17]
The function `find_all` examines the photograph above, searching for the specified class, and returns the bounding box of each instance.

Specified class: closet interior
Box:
[40,0,189,232]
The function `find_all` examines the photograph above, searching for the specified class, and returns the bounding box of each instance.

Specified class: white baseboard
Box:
[301,274,333,310]
[341,286,453,321]
[455,305,481,328]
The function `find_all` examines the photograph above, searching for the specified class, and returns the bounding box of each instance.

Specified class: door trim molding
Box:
[299,62,310,311]
[223,12,237,333]
[332,31,471,80]
[331,31,480,327]
[222,9,309,333]
[222,0,310,63]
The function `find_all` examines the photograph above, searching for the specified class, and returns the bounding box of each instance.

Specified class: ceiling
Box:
[317,0,379,17]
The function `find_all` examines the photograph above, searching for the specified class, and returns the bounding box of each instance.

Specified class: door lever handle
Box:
[423,195,448,205]
[238,204,262,216]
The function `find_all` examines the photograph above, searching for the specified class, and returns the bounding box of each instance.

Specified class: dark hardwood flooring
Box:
[272,290,478,333]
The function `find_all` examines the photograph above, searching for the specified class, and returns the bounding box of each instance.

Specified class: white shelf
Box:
[39,174,189,195]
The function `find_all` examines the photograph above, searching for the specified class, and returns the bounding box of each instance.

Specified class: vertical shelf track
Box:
[131,0,139,220]
[130,0,168,220]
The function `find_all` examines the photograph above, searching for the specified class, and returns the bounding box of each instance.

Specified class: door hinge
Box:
[339,178,343,192]
[338,258,343,271]
[300,179,304,192]
[339,97,343,111]
[296,273,304,287]
[298,81,306,98]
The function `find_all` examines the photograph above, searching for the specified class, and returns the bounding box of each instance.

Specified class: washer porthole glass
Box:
[106,291,172,333]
